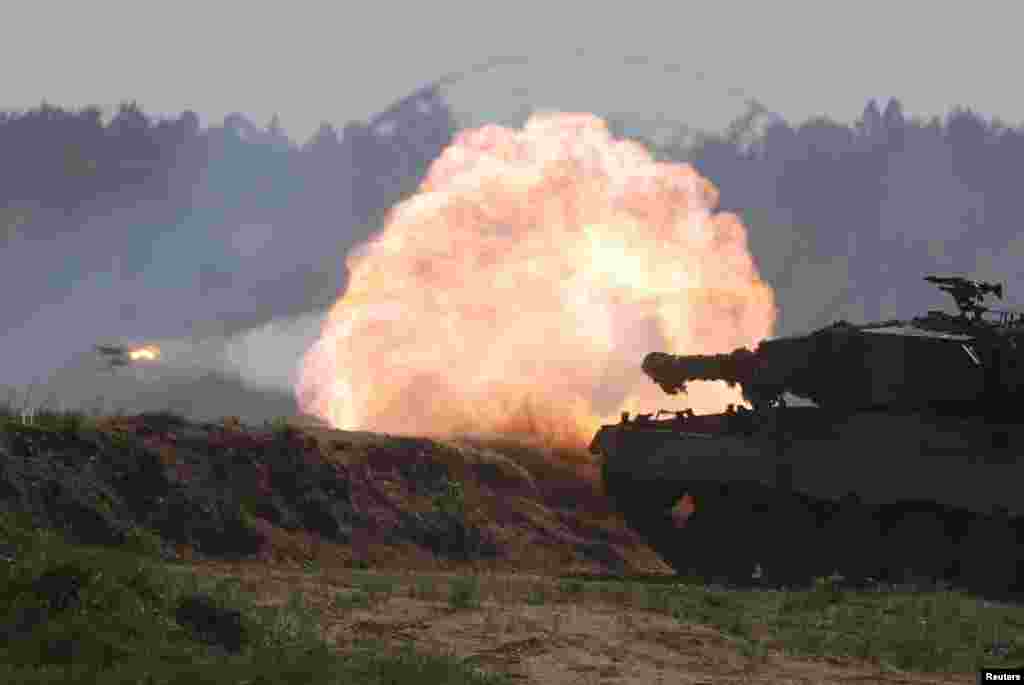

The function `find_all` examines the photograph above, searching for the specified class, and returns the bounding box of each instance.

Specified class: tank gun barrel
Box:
[641,349,758,396]
[643,339,822,410]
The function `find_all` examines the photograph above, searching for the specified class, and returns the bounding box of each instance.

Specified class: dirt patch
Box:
[176,558,973,685]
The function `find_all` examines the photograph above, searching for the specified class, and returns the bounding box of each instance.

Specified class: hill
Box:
[0,409,666,575]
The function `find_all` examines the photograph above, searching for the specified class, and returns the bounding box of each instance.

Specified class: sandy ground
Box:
[174,559,974,685]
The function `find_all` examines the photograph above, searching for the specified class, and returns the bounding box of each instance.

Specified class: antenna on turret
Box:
[924,275,1003,321]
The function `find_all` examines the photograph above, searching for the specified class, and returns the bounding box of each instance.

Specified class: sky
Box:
[4,0,1023,143]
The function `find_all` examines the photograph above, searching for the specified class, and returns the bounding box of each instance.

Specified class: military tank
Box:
[591,276,1024,597]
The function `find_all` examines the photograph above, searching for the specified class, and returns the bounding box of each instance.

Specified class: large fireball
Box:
[297,112,775,449]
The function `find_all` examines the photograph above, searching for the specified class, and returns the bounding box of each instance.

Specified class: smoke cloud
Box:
[222,311,325,394]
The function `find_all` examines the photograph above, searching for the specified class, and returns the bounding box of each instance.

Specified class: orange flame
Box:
[129,345,160,361]
[297,112,775,449]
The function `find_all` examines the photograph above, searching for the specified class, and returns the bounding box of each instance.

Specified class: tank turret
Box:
[593,275,1024,600]
[640,276,1024,415]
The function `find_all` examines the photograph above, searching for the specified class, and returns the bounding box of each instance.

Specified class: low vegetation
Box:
[0,506,512,684]
[594,574,1023,673]
[0,393,1020,682]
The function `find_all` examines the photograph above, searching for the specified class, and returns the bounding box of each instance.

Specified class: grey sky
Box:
[5,0,1021,142]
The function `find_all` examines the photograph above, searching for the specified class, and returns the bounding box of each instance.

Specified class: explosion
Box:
[298,112,775,449]
[129,345,160,362]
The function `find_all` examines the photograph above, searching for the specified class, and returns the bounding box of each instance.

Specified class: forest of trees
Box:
[2,93,1021,338]
[650,99,1024,333]
[0,94,455,248]
[0,90,457,342]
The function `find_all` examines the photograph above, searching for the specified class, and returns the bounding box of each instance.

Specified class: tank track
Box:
[603,470,1024,601]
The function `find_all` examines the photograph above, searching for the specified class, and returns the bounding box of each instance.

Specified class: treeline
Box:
[0,93,456,248]
[670,99,1024,332]
[0,91,457,342]
[3,94,1020,336]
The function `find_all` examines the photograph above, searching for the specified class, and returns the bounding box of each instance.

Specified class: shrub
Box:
[448,576,481,610]
[433,478,466,519]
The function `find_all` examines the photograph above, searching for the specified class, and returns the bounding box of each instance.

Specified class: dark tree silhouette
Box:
[0,92,456,343]
[647,96,1024,332]
[857,99,883,139]
[1,91,1020,343]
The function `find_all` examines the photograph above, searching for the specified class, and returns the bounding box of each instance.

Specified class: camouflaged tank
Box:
[591,276,1024,598]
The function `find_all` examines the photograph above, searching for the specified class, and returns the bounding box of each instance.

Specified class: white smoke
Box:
[222,310,327,392]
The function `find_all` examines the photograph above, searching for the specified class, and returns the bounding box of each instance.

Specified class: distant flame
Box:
[298,112,775,449]
[129,345,160,361]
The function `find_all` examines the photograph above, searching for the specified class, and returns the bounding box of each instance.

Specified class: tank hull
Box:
[595,408,1024,598]
[597,408,1023,515]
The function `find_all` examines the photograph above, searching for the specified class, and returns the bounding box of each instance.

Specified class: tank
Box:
[591,276,1024,598]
